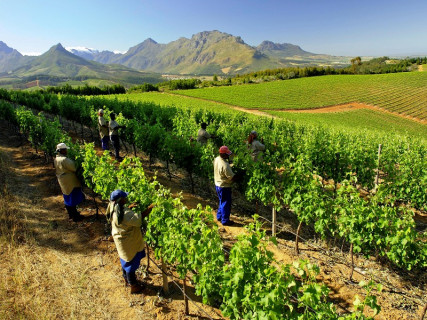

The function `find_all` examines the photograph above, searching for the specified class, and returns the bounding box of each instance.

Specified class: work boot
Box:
[73,214,84,222]
[130,283,143,294]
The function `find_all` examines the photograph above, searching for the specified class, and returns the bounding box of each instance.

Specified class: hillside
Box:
[0,41,33,73]
[66,31,352,75]
[0,43,163,87]
[95,31,277,75]
[173,72,427,121]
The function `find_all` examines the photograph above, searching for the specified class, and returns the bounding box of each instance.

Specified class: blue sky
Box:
[1,0,426,57]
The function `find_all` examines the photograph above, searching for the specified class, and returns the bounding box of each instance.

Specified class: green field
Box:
[173,72,427,120]
[112,92,235,112]
[267,109,427,139]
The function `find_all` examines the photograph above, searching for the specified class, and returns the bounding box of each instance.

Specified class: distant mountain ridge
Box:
[62,31,350,74]
[0,41,34,73]
[0,43,163,87]
[0,31,353,87]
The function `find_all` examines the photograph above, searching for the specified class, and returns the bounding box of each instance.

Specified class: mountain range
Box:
[65,31,350,74]
[0,30,352,88]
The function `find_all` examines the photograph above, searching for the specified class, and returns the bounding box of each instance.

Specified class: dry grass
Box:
[0,151,120,320]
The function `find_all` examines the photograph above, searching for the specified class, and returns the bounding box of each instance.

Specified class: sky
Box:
[1,0,427,57]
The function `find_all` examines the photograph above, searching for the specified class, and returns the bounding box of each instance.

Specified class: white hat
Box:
[56,143,70,151]
[98,109,104,114]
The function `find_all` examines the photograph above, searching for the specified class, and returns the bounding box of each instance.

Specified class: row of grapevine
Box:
[0,90,425,271]
[0,101,384,319]
[174,72,427,120]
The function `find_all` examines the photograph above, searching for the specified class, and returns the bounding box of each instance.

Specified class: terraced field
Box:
[174,72,427,120]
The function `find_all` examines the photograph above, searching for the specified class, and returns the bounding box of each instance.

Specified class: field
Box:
[267,108,427,139]
[173,72,427,120]
[1,87,426,319]
[114,92,234,112]
[114,94,427,139]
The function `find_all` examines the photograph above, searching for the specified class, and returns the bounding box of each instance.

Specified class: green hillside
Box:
[173,72,427,120]
[106,90,425,139]
[0,43,163,87]
[267,109,427,139]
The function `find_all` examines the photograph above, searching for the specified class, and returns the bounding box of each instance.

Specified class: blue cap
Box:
[110,190,129,201]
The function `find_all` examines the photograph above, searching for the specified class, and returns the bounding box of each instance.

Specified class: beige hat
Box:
[56,143,70,151]
[98,109,104,114]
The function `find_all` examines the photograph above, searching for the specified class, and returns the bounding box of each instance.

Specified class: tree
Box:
[351,56,362,74]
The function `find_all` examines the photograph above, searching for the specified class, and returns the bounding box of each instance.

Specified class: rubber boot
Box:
[130,283,143,294]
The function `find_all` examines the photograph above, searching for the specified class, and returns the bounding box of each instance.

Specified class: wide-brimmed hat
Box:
[56,143,70,151]
[110,189,129,201]
[219,146,232,155]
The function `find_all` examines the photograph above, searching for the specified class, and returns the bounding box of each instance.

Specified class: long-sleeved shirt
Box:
[108,202,145,262]
[213,156,235,188]
[98,116,109,138]
[250,140,265,162]
[109,120,119,136]
[54,155,81,195]
[197,128,211,144]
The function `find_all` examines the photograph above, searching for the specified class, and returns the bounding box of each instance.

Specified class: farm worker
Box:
[98,109,109,151]
[106,189,155,294]
[109,113,125,161]
[54,143,85,222]
[197,122,212,145]
[214,146,239,226]
[247,130,265,162]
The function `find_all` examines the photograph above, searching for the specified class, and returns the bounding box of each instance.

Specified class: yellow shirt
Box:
[98,116,109,139]
[213,156,234,188]
[109,202,145,262]
[54,155,81,195]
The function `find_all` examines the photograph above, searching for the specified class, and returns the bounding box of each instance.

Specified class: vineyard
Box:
[266,108,427,138]
[172,72,427,121]
[0,88,426,319]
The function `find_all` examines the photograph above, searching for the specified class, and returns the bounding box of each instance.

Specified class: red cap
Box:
[219,146,232,155]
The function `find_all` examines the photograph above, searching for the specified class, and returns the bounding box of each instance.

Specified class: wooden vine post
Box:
[375,144,382,187]
[420,302,427,320]
[161,257,169,294]
[145,244,150,271]
[183,277,189,315]
[349,243,354,281]
[272,206,277,237]
[295,221,303,254]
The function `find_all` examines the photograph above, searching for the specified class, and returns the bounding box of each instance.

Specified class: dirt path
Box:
[1,122,425,319]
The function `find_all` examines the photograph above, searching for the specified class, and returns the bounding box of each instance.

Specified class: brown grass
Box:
[0,151,118,320]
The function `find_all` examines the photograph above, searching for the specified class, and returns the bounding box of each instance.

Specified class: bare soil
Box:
[0,121,426,320]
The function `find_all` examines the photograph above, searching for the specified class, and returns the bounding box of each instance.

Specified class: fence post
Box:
[272,206,277,237]
[161,257,169,294]
[375,144,382,187]
[183,277,189,315]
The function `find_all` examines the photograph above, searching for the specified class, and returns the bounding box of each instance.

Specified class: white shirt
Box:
[109,120,119,136]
